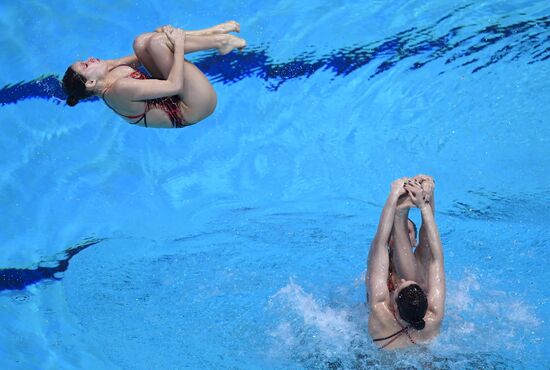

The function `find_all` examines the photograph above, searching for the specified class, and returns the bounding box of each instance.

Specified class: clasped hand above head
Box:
[392,175,435,211]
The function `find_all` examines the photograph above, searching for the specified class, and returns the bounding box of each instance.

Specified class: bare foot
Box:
[218,34,246,55]
[212,20,240,34]
[157,21,240,37]
[397,194,414,210]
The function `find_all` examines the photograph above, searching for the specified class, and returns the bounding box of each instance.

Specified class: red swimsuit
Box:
[102,68,187,128]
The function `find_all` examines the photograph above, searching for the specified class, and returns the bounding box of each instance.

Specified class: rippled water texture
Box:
[0,1,549,369]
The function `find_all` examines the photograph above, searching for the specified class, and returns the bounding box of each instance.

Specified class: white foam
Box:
[270,281,357,346]
[268,272,542,368]
[442,270,541,354]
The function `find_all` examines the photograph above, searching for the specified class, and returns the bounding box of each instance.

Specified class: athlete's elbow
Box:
[428,303,445,320]
[165,80,183,95]
[370,291,388,305]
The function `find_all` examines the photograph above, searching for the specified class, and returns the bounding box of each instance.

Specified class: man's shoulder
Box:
[368,302,394,334]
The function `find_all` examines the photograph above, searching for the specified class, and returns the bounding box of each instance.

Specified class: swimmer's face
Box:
[71,57,108,84]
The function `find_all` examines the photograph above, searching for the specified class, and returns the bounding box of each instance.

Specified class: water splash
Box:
[267,273,539,369]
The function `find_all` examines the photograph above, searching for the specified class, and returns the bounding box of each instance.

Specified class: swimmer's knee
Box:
[146,33,170,51]
[133,33,152,54]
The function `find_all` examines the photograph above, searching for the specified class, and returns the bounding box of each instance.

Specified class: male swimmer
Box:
[366,175,445,349]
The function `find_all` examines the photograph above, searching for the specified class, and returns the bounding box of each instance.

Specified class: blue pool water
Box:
[1,1,549,369]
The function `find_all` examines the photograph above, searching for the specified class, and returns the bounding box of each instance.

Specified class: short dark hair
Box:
[62,66,93,106]
[396,284,427,330]
[408,218,418,239]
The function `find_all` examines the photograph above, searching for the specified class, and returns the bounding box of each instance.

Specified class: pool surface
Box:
[1,1,549,369]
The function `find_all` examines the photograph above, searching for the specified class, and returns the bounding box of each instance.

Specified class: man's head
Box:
[395,282,428,330]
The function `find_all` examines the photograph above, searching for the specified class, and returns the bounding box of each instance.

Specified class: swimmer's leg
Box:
[391,205,423,284]
[134,32,246,78]
[414,208,436,271]
[142,32,245,121]
[156,21,240,36]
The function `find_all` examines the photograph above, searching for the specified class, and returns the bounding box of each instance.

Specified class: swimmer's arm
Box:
[113,77,181,101]
[107,55,141,70]
[418,177,435,249]
[420,205,446,317]
[367,181,406,307]
[367,226,391,307]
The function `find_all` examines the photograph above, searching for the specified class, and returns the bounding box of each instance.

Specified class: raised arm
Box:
[367,178,408,308]
[415,175,435,251]
[406,182,445,319]
[419,205,445,318]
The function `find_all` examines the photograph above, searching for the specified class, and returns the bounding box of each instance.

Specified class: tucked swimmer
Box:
[62,22,246,128]
[366,175,445,349]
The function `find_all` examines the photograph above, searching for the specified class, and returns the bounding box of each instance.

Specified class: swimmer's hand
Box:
[413,174,432,183]
[396,193,414,210]
[411,174,434,202]
[155,25,174,33]
[421,178,434,200]
[405,181,429,208]
[164,27,186,47]
[391,177,409,198]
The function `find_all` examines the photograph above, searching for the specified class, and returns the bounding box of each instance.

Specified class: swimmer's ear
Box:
[85,79,97,89]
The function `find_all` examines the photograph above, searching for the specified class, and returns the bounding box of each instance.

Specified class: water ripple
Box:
[0,7,548,106]
[443,188,549,221]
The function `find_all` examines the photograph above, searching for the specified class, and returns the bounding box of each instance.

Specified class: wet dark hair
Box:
[62,66,93,107]
[396,284,427,330]
[408,218,418,239]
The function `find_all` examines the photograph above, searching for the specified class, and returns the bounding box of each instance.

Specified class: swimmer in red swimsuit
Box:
[366,175,445,350]
[62,22,246,128]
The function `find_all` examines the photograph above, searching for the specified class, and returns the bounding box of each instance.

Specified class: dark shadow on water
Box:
[0,237,105,292]
[0,8,548,106]
[442,188,550,221]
